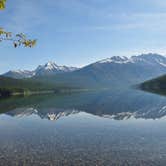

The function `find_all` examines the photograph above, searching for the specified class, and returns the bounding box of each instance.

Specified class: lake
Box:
[0,88,166,166]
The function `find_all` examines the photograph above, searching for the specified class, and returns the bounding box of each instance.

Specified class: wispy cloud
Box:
[103,12,166,31]
[106,11,166,31]
[3,0,166,33]
[4,0,47,33]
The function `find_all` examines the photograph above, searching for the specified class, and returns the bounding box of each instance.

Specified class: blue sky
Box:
[1,0,166,73]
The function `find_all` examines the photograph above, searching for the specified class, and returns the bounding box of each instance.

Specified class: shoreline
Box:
[0,88,93,98]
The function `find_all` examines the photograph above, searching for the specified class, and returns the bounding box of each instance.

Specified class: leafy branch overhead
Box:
[0,28,37,47]
[0,0,6,9]
[0,0,36,48]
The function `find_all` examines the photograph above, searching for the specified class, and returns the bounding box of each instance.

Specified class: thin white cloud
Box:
[5,0,47,33]
[3,0,166,33]
[105,12,166,31]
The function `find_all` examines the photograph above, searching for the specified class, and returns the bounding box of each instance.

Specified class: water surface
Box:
[0,88,166,166]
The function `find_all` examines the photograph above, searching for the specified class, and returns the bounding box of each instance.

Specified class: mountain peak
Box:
[2,61,78,78]
[3,70,35,79]
[97,53,166,65]
[2,53,166,80]
[34,62,78,76]
[43,61,58,71]
[45,61,57,66]
[98,56,130,64]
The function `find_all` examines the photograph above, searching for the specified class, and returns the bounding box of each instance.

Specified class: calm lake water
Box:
[0,88,166,166]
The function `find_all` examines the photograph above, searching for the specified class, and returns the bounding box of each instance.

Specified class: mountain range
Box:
[3,62,78,79]
[1,53,166,91]
[30,53,166,88]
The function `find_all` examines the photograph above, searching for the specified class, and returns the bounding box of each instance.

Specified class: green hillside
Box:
[33,72,99,89]
[0,76,71,97]
[140,75,166,95]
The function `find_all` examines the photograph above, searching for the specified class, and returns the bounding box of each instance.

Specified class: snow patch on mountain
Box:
[98,54,166,66]
[3,62,78,78]
[35,61,78,76]
[98,56,133,64]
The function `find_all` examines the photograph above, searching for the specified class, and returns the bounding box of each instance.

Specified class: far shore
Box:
[0,88,95,98]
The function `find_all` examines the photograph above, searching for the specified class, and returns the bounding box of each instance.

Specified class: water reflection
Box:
[0,89,166,165]
[1,88,166,120]
[6,107,79,121]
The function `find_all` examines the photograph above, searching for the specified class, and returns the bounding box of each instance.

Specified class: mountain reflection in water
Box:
[0,88,166,166]
[1,88,166,120]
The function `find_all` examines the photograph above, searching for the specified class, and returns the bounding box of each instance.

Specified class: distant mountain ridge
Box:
[97,53,166,66]
[2,53,166,88]
[35,62,78,76]
[36,53,166,88]
[3,70,35,79]
[3,62,78,79]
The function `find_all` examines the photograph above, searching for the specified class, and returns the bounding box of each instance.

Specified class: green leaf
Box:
[0,0,6,10]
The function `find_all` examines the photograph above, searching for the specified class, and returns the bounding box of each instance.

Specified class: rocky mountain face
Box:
[2,54,166,88]
[3,62,78,79]
[35,62,78,76]
[3,70,35,79]
[42,53,166,87]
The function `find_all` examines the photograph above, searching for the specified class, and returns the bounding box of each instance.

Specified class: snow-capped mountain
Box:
[91,54,166,85]
[2,62,78,79]
[98,56,131,64]
[50,53,166,87]
[35,61,78,76]
[2,53,166,85]
[3,70,35,79]
[98,53,166,66]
